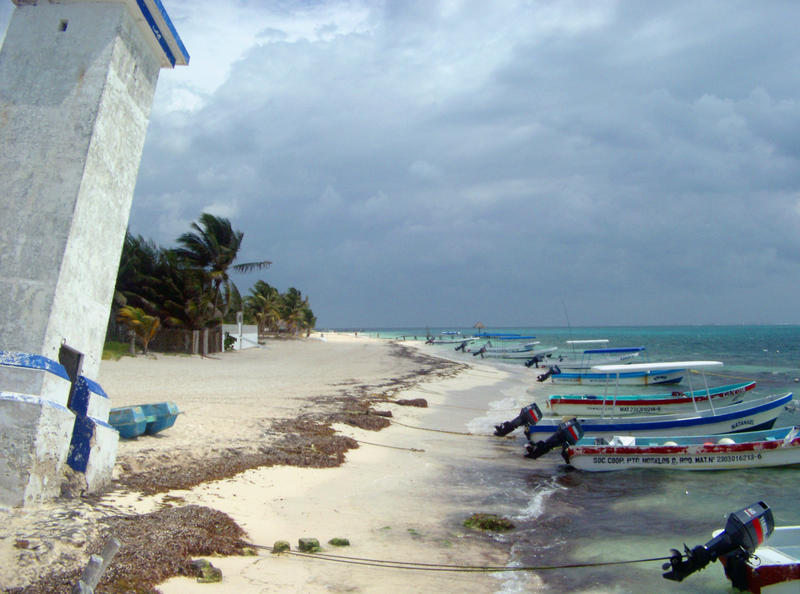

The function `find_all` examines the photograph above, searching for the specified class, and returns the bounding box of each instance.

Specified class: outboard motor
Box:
[494,403,543,436]
[525,356,541,368]
[473,345,487,358]
[455,340,468,352]
[524,417,583,459]
[536,365,560,382]
[662,501,774,583]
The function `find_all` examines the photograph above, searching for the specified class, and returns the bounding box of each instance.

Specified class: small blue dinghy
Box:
[109,406,152,439]
[109,401,180,438]
[140,402,180,434]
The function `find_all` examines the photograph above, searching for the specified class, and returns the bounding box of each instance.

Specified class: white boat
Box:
[718,525,800,592]
[425,332,478,345]
[663,501,799,592]
[564,425,800,471]
[477,344,558,360]
[547,380,756,417]
[465,336,539,355]
[551,341,644,370]
[508,391,793,439]
[547,359,685,385]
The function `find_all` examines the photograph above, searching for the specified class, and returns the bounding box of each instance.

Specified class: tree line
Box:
[113,213,316,353]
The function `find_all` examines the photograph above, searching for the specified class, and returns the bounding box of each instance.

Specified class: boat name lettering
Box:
[730,420,754,429]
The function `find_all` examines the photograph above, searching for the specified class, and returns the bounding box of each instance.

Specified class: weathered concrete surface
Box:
[0,2,161,381]
[0,393,75,507]
[0,1,186,507]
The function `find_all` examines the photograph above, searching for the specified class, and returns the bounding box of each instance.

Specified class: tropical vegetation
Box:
[111,213,316,353]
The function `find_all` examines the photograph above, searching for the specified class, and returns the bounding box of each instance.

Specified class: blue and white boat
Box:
[551,343,645,371]
[547,359,685,385]
[523,391,792,439]
[469,337,558,360]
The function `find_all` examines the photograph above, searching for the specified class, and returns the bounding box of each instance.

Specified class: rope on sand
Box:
[354,439,425,453]
[249,543,673,573]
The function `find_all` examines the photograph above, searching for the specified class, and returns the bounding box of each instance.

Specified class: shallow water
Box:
[361,326,800,592]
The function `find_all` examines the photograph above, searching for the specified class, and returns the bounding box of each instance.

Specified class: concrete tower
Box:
[0,0,188,506]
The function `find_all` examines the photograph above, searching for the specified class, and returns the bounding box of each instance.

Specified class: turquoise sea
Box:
[348,326,800,593]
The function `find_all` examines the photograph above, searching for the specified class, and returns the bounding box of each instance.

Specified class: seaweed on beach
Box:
[114,418,359,495]
[5,505,249,594]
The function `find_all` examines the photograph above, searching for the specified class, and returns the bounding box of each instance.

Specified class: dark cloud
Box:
[5,1,799,326]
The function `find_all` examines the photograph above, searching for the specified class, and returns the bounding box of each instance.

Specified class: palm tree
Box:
[117,306,161,354]
[245,281,283,335]
[174,213,271,324]
[282,287,311,335]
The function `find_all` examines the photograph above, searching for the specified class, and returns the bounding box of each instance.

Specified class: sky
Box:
[3,1,800,328]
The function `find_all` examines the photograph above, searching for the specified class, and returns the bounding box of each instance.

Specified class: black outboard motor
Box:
[662,501,774,583]
[473,345,487,358]
[524,417,583,459]
[525,356,541,368]
[536,365,560,382]
[455,340,468,352]
[494,403,543,436]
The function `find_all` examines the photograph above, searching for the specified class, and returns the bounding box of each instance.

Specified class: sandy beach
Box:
[1,333,550,593]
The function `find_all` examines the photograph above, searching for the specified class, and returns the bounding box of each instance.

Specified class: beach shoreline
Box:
[1,332,544,593]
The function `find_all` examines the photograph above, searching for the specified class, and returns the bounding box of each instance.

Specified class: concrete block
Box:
[0,392,75,507]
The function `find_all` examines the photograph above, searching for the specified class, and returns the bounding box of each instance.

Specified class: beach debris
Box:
[369,409,393,417]
[298,537,321,553]
[73,536,120,593]
[328,537,350,547]
[191,559,223,583]
[463,513,515,532]
[272,540,291,554]
[396,398,428,407]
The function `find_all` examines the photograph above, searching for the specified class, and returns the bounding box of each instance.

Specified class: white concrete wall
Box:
[0,2,160,383]
[222,324,260,350]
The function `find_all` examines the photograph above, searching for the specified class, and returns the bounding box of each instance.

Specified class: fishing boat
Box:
[563,425,800,471]
[472,340,558,360]
[465,335,539,354]
[545,359,685,385]
[498,391,793,439]
[547,368,755,415]
[717,525,800,592]
[425,332,479,345]
[109,401,180,438]
[663,501,799,592]
[551,342,645,370]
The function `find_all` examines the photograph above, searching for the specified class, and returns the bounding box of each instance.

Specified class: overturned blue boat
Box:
[109,401,180,438]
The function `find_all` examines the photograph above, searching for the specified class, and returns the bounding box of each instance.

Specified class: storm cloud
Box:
[3,1,799,327]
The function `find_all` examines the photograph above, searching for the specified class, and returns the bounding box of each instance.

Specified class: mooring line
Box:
[251,543,672,573]
[354,439,425,453]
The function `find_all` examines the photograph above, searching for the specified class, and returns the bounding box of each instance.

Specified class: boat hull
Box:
[525,392,793,439]
[719,526,800,592]
[566,427,800,471]
[548,381,755,417]
[550,368,684,385]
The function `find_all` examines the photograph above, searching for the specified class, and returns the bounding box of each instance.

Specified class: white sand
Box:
[0,333,550,592]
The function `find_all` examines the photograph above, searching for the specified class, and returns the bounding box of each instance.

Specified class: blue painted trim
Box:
[582,347,646,354]
[149,0,190,63]
[527,393,793,435]
[555,369,684,380]
[81,376,109,399]
[0,351,70,380]
[0,391,72,414]
[134,0,176,67]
